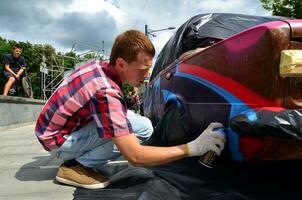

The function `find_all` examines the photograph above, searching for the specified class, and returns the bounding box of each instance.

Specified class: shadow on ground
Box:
[15,154,61,181]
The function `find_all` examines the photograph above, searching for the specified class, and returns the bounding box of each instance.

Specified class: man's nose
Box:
[143,71,149,78]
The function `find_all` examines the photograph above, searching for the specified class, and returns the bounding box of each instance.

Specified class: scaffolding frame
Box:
[40,42,106,100]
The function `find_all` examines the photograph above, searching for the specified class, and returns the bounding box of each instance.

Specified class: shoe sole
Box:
[55,176,110,189]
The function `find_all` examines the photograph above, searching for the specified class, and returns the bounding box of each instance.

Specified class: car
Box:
[143,13,302,162]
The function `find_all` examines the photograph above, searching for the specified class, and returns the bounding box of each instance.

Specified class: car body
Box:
[143,13,302,162]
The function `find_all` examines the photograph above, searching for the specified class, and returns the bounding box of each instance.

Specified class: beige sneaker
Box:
[55,163,110,189]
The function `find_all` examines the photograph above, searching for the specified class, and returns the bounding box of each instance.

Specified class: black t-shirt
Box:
[2,53,26,73]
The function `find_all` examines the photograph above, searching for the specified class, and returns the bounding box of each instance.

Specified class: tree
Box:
[64,51,77,69]
[122,83,133,96]
[260,0,302,18]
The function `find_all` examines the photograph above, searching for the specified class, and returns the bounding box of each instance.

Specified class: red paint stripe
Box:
[178,63,280,108]
[257,107,285,112]
[239,136,267,160]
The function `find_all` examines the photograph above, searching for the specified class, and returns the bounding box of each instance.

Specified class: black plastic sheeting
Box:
[145,98,194,147]
[145,101,302,147]
[230,109,302,140]
[74,157,302,200]
[73,106,302,199]
[151,13,288,81]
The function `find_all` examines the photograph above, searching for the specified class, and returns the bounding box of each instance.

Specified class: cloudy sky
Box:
[0,0,270,57]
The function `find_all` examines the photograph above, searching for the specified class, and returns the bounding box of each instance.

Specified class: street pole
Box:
[102,41,105,57]
[145,25,148,37]
[141,25,176,95]
[144,25,175,38]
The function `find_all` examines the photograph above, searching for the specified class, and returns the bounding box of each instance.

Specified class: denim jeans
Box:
[55,110,153,168]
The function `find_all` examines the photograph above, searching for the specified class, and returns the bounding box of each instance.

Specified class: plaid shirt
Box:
[35,60,133,151]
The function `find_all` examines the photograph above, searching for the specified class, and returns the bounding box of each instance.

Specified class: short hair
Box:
[13,45,23,51]
[110,30,155,65]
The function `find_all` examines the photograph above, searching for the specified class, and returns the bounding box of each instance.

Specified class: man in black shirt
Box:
[2,46,27,96]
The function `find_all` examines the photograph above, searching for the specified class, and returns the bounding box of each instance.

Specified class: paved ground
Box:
[0,123,75,200]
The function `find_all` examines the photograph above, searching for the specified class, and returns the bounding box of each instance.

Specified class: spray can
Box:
[199,127,225,168]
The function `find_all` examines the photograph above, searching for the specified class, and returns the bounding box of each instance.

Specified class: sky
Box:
[0,0,270,58]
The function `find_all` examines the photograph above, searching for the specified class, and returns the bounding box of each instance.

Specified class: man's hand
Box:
[15,68,25,80]
[5,65,19,80]
[13,74,19,80]
[187,122,226,157]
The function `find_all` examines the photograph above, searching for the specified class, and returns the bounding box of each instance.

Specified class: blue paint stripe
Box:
[174,68,251,161]
[162,89,177,103]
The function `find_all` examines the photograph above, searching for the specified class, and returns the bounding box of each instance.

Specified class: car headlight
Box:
[280,50,302,77]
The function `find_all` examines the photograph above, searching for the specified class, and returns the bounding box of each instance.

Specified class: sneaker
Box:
[55,163,110,189]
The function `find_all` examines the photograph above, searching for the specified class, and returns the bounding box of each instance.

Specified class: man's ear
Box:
[115,57,125,70]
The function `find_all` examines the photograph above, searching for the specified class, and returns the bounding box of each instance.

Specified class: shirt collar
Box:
[100,61,123,89]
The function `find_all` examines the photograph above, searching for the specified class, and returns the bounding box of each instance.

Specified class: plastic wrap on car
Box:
[151,13,288,81]
[144,98,194,146]
[230,108,302,140]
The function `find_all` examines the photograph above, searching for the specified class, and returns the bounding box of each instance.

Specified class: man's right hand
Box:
[14,74,20,80]
[187,122,226,157]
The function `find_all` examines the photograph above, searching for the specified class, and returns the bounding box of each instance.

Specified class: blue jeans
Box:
[55,110,153,168]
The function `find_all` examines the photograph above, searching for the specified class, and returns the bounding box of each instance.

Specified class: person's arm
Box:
[15,67,25,78]
[112,122,226,167]
[4,64,18,78]
[112,134,189,166]
[16,58,26,78]
[3,55,18,78]
[96,89,225,167]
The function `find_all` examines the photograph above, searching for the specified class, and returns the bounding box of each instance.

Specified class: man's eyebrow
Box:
[137,65,151,70]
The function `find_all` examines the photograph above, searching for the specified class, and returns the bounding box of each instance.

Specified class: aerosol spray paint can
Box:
[199,127,225,168]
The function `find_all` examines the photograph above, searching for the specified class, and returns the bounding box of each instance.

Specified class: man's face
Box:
[12,48,22,58]
[123,51,153,87]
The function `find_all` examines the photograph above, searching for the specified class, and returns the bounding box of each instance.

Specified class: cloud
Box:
[106,0,270,58]
[0,0,271,56]
[0,0,117,53]
[197,0,269,15]
[50,11,116,53]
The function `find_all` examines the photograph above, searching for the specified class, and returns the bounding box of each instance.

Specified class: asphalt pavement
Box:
[0,123,75,200]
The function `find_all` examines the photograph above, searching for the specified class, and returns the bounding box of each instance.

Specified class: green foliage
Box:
[122,83,133,96]
[260,0,302,18]
[64,51,77,69]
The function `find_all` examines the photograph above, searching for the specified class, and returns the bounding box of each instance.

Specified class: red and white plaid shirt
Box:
[35,60,133,151]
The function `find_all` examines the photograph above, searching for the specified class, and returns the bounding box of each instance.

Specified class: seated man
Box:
[35,30,226,189]
[2,45,26,96]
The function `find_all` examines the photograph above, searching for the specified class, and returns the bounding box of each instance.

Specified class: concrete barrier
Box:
[0,95,45,131]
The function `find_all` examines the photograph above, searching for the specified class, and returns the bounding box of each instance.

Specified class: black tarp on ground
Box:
[73,157,302,200]
[73,104,302,199]
[151,13,288,80]
[73,105,302,199]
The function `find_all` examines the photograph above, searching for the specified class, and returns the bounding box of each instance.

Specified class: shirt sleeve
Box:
[20,57,26,68]
[2,55,10,66]
[90,88,133,138]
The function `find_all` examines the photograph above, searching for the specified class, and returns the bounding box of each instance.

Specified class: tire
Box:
[22,77,33,99]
